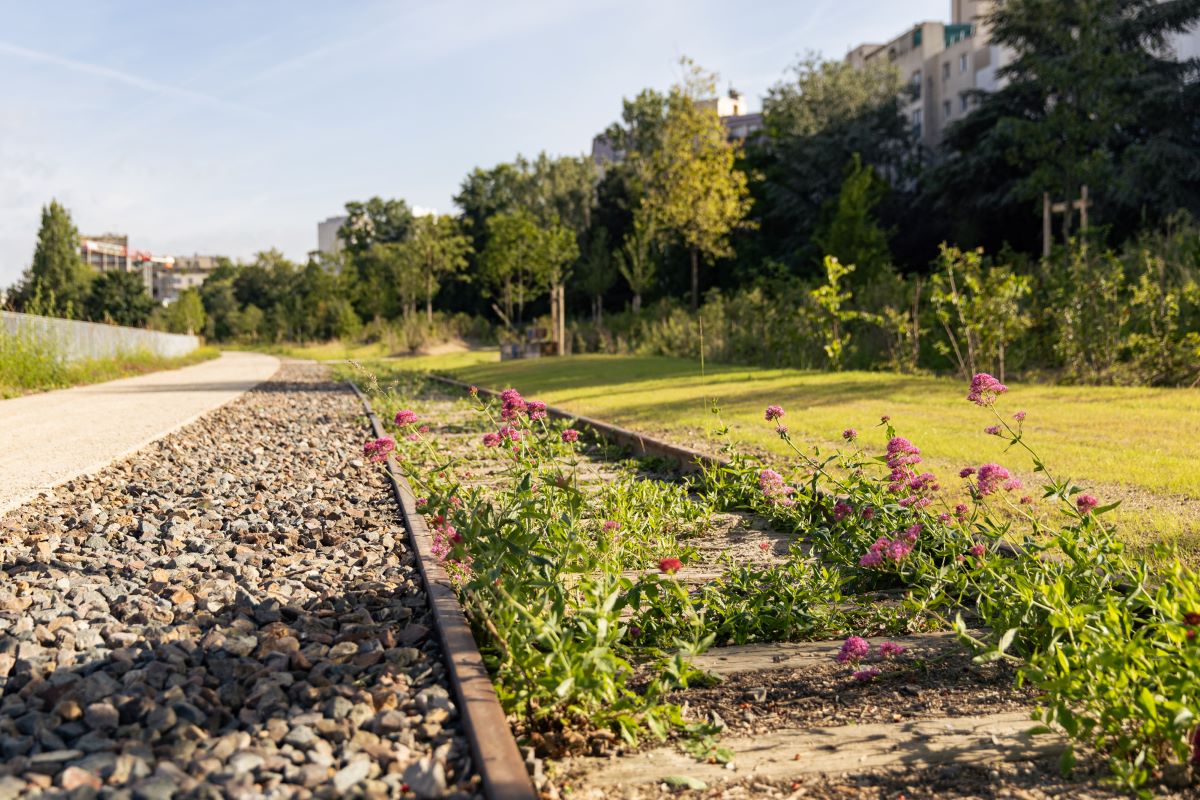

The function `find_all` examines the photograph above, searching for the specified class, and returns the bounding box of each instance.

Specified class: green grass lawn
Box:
[382,353,1199,551]
[0,344,220,398]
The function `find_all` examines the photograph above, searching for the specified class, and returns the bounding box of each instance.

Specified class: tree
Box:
[157,288,206,335]
[401,215,472,323]
[616,211,657,314]
[339,197,415,254]
[479,210,543,325]
[83,270,155,327]
[929,0,1200,247]
[578,228,618,324]
[642,59,753,310]
[812,154,893,284]
[750,55,913,272]
[11,200,92,316]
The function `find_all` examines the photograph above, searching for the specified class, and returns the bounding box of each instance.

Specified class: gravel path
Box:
[0,351,279,515]
[0,362,473,799]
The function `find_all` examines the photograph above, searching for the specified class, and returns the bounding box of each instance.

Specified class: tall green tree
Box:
[12,200,92,316]
[156,288,206,335]
[928,0,1200,248]
[578,228,618,324]
[400,215,472,322]
[616,212,657,314]
[812,154,893,284]
[749,55,913,272]
[339,197,415,254]
[642,59,753,310]
[84,270,155,327]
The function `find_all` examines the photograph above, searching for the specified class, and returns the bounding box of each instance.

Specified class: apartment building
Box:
[317,215,348,255]
[847,0,1008,148]
[152,254,224,304]
[79,234,168,295]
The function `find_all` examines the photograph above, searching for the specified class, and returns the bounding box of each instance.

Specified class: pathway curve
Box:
[0,351,278,514]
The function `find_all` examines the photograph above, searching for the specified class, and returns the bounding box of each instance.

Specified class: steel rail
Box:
[348,381,537,800]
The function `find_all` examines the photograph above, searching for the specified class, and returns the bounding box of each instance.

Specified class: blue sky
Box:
[0,0,948,287]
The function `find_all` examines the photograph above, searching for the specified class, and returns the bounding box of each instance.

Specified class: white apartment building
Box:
[318,215,348,255]
[847,0,1008,148]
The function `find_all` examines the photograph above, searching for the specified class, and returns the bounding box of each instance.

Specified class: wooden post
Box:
[1079,185,1089,233]
[1042,192,1051,258]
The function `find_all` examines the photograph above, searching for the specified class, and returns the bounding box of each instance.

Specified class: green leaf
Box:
[1059,745,1076,776]
[662,775,707,790]
[997,627,1018,654]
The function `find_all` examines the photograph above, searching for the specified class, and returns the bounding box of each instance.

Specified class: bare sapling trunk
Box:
[425,272,433,324]
[632,293,642,314]
[690,249,699,312]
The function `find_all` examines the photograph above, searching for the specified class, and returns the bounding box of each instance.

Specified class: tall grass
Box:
[0,327,218,398]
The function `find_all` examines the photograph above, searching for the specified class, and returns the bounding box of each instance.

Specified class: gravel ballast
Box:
[0,362,474,798]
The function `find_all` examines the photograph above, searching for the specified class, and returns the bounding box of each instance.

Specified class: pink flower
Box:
[860,506,875,520]
[363,437,395,463]
[758,469,796,506]
[852,668,881,682]
[759,541,771,552]
[1020,495,1033,505]
[959,467,976,478]
[394,409,419,426]
[775,423,789,436]
[967,373,1008,406]
[498,426,522,443]
[603,520,621,532]
[526,400,548,421]
[880,415,891,423]
[884,539,913,562]
[984,425,1002,436]
[561,428,580,443]
[415,497,428,508]
[500,388,526,420]
[481,432,502,447]
[836,636,871,663]
[903,523,922,542]
[975,463,1011,496]
[418,425,430,434]
[1002,478,1023,492]
[842,428,858,441]
[1013,410,1026,422]
[833,502,852,522]
[1076,494,1099,514]
[879,641,906,658]
[859,550,883,567]
[954,503,969,519]
[658,557,683,574]
[939,512,951,522]
[468,385,479,397]
[764,405,785,421]
[969,543,986,557]
[406,433,419,441]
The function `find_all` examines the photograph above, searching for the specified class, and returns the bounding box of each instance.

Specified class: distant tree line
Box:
[6,1,1199,382]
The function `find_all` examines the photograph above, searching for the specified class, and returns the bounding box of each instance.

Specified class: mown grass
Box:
[361,353,1199,551]
[240,339,502,369]
[0,331,220,398]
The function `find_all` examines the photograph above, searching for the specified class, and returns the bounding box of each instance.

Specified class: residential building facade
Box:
[80,235,225,303]
[847,1,1007,148]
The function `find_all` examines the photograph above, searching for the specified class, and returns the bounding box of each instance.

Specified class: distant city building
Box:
[846,1,1008,149]
[318,215,348,255]
[153,254,224,304]
[79,235,226,303]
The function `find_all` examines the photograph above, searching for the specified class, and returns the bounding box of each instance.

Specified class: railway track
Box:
[352,373,1133,799]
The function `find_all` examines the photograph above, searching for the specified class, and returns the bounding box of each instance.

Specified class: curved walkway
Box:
[0,350,278,514]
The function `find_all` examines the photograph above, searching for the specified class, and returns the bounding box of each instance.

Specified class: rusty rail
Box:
[348,381,537,800]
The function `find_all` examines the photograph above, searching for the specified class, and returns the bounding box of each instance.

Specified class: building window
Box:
[942,62,950,81]
[960,93,969,112]
[960,53,968,73]
[943,100,952,120]
[911,70,921,99]
[912,109,923,139]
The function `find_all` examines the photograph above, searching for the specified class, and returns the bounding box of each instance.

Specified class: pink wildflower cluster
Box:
[659,557,683,574]
[974,463,1022,496]
[967,373,1008,406]
[836,636,871,663]
[603,520,621,533]
[758,469,796,507]
[429,514,462,561]
[764,405,785,421]
[561,428,580,443]
[526,400,548,421]
[500,388,526,419]
[1076,493,1099,514]
[842,428,858,441]
[833,501,852,521]
[394,409,419,427]
[880,641,907,658]
[859,535,914,567]
[481,432,502,447]
[363,437,395,463]
[885,436,938,508]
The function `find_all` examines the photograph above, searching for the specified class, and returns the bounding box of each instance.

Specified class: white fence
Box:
[1,311,200,362]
